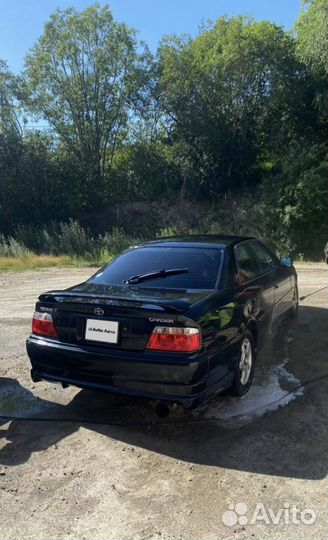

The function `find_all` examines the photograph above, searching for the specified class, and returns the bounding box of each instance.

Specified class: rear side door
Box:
[248,240,292,320]
[201,243,274,386]
[234,242,275,338]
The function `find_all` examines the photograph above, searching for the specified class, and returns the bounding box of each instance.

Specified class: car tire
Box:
[230,330,256,397]
[289,283,299,318]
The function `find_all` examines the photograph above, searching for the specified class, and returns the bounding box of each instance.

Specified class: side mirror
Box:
[280,256,293,268]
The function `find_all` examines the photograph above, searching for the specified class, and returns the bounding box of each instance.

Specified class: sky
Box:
[0,0,302,74]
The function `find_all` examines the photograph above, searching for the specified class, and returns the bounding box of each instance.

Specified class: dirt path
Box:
[0,264,327,539]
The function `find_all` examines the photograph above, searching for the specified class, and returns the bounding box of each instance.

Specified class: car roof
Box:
[138,235,255,249]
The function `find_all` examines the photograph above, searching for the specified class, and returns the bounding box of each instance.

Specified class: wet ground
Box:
[0,264,327,539]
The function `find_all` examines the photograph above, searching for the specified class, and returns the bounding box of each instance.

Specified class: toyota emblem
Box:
[94,307,104,316]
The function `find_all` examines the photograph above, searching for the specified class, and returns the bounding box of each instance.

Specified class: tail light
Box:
[146,326,201,352]
[32,311,58,338]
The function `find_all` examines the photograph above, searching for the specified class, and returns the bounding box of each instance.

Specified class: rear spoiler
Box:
[38,290,185,313]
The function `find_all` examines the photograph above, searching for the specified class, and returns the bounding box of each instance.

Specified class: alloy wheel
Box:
[239,337,253,385]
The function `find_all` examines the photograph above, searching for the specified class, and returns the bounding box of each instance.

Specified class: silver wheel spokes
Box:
[239,337,252,385]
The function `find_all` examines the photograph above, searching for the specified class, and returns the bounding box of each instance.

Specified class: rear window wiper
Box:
[124,268,189,285]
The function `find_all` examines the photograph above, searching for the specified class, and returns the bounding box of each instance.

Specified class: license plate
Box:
[85,319,119,344]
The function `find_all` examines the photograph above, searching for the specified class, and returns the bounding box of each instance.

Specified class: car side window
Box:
[234,243,260,284]
[249,241,277,273]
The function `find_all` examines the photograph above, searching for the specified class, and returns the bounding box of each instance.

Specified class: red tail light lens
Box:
[32,311,58,338]
[146,326,201,352]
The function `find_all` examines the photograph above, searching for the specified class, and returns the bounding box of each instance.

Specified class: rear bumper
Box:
[26,336,212,407]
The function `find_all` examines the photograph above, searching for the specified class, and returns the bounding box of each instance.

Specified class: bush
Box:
[59,219,95,257]
[259,143,328,259]
[101,227,138,255]
[0,234,30,257]
[0,221,138,262]
[13,222,61,254]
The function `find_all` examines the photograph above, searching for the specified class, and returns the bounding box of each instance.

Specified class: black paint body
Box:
[26,236,297,409]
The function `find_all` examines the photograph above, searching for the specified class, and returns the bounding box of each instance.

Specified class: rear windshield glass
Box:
[90,247,223,290]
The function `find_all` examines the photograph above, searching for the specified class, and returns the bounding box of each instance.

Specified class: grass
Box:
[0,246,118,271]
[0,255,98,271]
[0,252,323,273]
[294,259,326,265]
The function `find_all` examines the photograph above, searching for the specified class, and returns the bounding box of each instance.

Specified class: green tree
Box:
[295,0,328,77]
[23,4,151,207]
[110,141,183,200]
[0,60,23,231]
[0,132,72,231]
[294,0,328,121]
[260,142,328,258]
[158,17,316,198]
[0,59,22,136]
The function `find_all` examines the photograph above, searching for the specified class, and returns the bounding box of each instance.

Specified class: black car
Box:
[26,235,298,412]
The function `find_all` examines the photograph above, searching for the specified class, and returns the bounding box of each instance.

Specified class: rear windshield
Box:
[90,246,223,290]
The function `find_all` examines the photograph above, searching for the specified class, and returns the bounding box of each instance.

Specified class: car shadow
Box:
[1,306,328,480]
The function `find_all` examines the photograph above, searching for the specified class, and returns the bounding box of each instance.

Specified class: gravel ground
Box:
[0,264,327,540]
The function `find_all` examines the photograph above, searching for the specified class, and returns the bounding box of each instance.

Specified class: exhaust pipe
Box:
[154,400,177,418]
[31,369,41,383]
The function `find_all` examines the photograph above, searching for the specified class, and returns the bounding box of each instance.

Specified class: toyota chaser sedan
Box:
[26,235,298,413]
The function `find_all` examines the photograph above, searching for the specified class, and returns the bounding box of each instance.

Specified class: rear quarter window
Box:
[234,243,260,282]
[249,241,278,273]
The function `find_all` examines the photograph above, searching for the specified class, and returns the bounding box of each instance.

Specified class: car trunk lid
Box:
[36,283,211,351]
